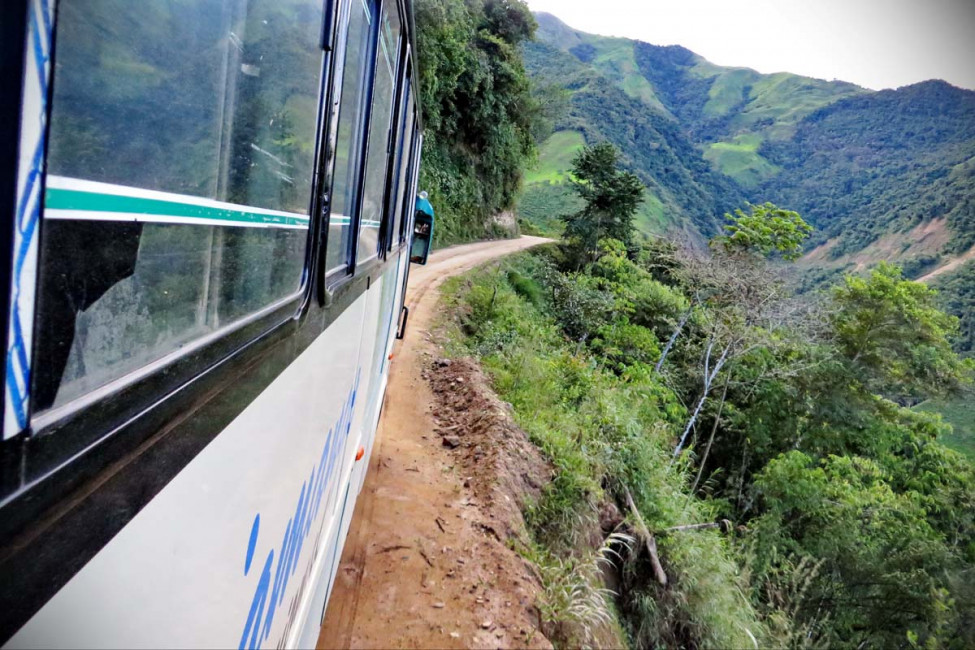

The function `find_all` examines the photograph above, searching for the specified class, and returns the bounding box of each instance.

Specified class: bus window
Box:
[390,86,416,250]
[357,2,401,264]
[33,0,323,412]
[326,0,376,274]
[403,124,422,244]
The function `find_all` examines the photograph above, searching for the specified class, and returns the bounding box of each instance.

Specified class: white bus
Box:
[0,0,426,646]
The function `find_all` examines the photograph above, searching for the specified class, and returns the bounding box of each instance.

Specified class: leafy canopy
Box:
[712,202,813,261]
[414,0,538,243]
[831,262,972,398]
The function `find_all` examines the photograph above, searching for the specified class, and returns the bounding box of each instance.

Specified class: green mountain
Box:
[521,34,748,240]
[521,12,975,282]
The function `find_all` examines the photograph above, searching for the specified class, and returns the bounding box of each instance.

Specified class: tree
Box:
[669,205,815,462]
[831,262,972,400]
[712,202,813,261]
[415,0,539,243]
[562,143,644,268]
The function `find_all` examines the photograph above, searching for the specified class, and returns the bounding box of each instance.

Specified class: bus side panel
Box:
[7,295,371,649]
[291,269,385,647]
[359,260,404,498]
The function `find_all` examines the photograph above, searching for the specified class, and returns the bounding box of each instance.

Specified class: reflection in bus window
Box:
[33,0,321,411]
[358,3,401,263]
[326,0,376,273]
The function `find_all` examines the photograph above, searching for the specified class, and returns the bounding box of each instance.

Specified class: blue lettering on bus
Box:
[238,372,360,650]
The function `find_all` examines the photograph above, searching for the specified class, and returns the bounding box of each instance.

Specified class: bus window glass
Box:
[403,123,422,243]
[34,0,322,412]
[357,3,401,263]
[326,0,376,273]
[390,87,415,250]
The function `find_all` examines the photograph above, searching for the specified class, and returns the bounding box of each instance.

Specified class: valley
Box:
[519,12,975,359]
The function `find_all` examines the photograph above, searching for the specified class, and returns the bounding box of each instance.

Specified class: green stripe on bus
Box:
[45,187,310,228]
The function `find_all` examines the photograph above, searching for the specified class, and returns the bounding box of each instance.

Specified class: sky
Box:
[524,0,975,91]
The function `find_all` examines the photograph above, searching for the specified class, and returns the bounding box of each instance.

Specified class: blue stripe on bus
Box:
[238,370,360,650]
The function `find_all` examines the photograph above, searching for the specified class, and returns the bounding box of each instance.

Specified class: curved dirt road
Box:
[318,236,550,649]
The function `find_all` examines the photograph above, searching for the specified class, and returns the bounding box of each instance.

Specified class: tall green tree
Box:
[712,202,813,261]
[414,0,538,243]
[831,262,971,400]
[562,142,644,267]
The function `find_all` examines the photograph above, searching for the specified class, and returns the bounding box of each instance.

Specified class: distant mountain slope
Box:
[763,82,975,257]
[533,12,865,190]
[522,12,975,275]
[521,38,744,240]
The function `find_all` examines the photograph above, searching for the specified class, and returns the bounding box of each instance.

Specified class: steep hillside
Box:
[520,13,975,331]
[531,12,865,192]
[763,83,975,256]
[414,0,538,244]
[520,39,744,240]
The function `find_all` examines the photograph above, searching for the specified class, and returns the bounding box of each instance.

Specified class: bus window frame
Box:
[384,46,413,256]
[402,123,422,245]
[354,0,404,268]
[323,0,384,289]
[9,0,336,488]
[0,0,31,444]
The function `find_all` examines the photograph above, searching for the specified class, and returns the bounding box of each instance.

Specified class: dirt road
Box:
[318,236,551,649]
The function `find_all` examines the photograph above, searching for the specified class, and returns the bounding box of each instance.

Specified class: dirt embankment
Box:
[318,237,554,649]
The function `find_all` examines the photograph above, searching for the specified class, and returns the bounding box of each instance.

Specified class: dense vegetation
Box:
[762,83,975,256]
[448,144,975,648]
[519,13,975,353]
[414,0,539,244]
[933,260,975,358]
[520,38,744,239]
[524,13,975,262]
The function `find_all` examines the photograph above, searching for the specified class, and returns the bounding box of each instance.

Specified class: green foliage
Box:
[713,202,812,261]
[831,262,970,398]
[524,130,586,185]
[526,13,975,342]
[415,0,538,244]
[516,181,580,237]
[523,39,745,240]
[932,260,975,358]
[752,451,968,648]
[443,256,765,648]
[451,216,975,647]
[561,143,644,267]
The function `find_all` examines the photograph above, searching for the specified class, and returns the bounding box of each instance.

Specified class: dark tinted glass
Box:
[326,0,375,273]
[36,0,321,412]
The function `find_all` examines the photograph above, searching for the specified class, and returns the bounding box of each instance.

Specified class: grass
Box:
[580,35,670,114]
[524,131,587,185]
[915,397,975,459]
[703,68,757,117]
[704,133,781,188]
[733,73,864,139]
[440,254,767,649]
[518,182,677,241]
[516,182,580,237]
[633,190,671,236]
